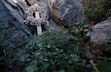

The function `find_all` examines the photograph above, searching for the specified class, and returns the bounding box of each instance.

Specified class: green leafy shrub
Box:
[68,23,91,56]
[68,23,91,41]
[80,0,111,23]
[0,29,11,47]
[0,29,11,63]
[95,34,111,72]
[20,30,92,72]
[0,29,17,66]
[96,60,111,72]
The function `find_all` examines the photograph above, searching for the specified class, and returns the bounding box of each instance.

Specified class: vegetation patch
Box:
[19,30,92,72]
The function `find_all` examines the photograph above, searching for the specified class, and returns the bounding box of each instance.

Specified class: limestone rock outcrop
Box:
[48,0,83,27]
[0,0,31,49]
[87,17,111,48]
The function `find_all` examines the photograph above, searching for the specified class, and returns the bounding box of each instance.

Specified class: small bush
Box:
[20,30,92,72]
[0,29,17,67]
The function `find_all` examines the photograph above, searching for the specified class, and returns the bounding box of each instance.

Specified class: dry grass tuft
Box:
[80,0,111,24]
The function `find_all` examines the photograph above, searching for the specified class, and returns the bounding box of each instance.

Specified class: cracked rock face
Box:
[49,0,83,27]
[0,0,31,49]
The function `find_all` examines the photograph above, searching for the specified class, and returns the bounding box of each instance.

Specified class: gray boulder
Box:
[48,0,83,27]
[87,17,111,47]
[0,0,31,49]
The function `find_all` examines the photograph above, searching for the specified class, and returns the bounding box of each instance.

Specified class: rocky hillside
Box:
[0,0,111,72]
